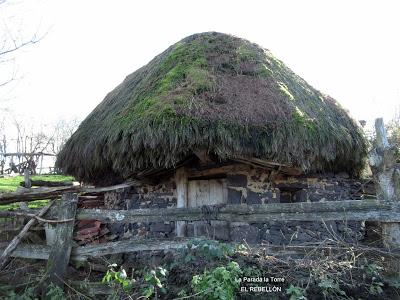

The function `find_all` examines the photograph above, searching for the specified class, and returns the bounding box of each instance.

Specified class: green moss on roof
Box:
[56,32,368,182]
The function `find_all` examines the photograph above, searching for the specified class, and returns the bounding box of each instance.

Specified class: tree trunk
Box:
[369,118,400,250]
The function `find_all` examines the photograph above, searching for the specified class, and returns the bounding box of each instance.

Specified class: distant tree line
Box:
[0,115,80,175]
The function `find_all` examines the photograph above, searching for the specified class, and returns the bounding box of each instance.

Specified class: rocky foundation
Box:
[103,164,374,244]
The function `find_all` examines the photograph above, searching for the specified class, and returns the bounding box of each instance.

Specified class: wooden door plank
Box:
[175,168,188,237]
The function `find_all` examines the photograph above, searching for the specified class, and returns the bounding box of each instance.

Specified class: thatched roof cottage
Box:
[57,32,368,244]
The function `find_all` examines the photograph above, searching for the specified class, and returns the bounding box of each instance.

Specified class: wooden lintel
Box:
[188,163,250,179]
[232,157,302,175]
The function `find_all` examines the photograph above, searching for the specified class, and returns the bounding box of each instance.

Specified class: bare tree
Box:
[0,0,45,88]
[48,118,80,155]
[4,115,80,174]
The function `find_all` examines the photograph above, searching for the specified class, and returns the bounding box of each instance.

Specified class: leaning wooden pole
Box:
[45,193,77,288]
[369,118,400,249]
[0,200,55,270]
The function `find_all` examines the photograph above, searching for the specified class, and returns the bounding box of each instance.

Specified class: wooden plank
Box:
[73,237,189,259]
[209,179,225,205]
[189,179,228,237]
[0,181,140,205]
[83,181,141,193]
[188,179,225,206]
[19,180,74,187]
[0,243,51,260]
[175,167,188,237]
[66,199,400,223]
[4,238,400,262]
[188,163,250,179]
[232,157,302,175]
[189,179,209,237]
[4,152,55,157]
[2,238,192,261]
[45,193,77,288]
[192,180,210,207]
[188,180,198,208]
[0,186,77,204]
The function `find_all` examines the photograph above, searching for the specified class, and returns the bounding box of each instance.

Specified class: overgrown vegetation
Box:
[0,174,73,192]
[57,32,367,183]
[191,261,242,300]
[0,174,73,210]
[1,239,399,299]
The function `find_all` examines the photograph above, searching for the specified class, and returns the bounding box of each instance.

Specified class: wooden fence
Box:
[0,185,399,290]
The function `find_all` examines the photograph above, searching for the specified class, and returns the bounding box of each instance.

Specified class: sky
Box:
[1,0,399,128]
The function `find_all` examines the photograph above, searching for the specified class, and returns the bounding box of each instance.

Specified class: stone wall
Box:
[105,177,177,240]
[214,165,366,244]
[106,164,371,244]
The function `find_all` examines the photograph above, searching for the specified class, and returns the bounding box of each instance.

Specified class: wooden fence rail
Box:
[43,199,400,223]
[0,181,140,205]
[1,194,399,289]
[0,238,192,261]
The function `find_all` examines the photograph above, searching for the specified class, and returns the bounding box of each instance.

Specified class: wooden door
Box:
[188,179,228,239]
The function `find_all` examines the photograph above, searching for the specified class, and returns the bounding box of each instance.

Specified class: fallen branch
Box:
[0,186,77,204]
[0,210,74,224]
[0,201,55,270]
[0,181,141,205]
[19,180,74,188]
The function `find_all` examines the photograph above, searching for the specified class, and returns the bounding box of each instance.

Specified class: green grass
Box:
[0,174,74,211]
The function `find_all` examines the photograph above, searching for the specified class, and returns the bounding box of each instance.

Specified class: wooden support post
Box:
[24,169,31,188]
[19,169,31,211]
[175,167,188,237]
[369,118,400,250]
[45,193,77,288]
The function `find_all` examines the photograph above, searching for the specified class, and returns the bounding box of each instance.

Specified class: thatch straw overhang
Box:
[56,32,367,183]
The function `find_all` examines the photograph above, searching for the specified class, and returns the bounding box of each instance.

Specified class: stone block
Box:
[246,190,262,204]
[280,192,292,203]
[193,221,230,241]
[153,197,169,208]
[108,222,125,235]
[186,223,194,237]
[150,222,172,233]
[227,174,248,187]
[276,182,308,189]
[309,193,323,202]
[228,188,242,204]
[126,194,140,209]
[293,190,307,202]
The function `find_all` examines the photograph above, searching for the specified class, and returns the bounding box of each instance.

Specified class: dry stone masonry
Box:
[105,163,373,245]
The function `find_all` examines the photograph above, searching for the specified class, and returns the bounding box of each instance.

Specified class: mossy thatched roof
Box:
[57,32,367,182]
